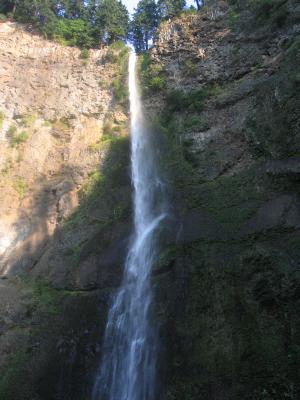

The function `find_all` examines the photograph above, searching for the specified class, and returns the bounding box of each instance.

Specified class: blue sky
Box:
[123,0,195,15]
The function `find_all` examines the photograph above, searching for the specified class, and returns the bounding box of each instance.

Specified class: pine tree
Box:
[158,0,186,19]
[95,0,129,44]
[13,0,56,24]
[0,0,130,48]
[60,0,86,19]
[86,0,98,23]
[131,0,158,52]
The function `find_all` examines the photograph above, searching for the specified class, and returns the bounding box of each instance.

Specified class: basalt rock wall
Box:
[0,22,131,399]
[144,1,300,399]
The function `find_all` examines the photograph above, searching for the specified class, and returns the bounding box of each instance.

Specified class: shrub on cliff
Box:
[158,0,187,19]
[0,111,5,128]
[51,18,94,48]
[139,53,167,94]
[7,126,28,147]
[112,45,130,106]
[166,88,208,112]
[0,13,8,22]
[251,0,288,26]
[80,48,90,59]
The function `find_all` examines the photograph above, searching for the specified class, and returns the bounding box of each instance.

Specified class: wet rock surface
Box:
[146,1,300,399]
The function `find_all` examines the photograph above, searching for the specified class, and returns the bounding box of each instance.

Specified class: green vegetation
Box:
[130,0,159,52]
[295,72,300,83]
[19,276,64,315]
[130,0,189,52]
[139,53,166,94]
[228,0,288,30]
[130,0,187,51]
[251,0,288,26]
[150,113,197,188]
[100,133,116,143]
[80,170,105,199]
[111,43,130,106]
[0,276,66,399]
[21,113,36,127]
[7,124,29,147]
[94,0,129,44]
[164,236,300,400]
[8,127,29,147]
[52,118,70,135]
[287,36,300,57]
[65,131,130,230]
[30,280,63,316]
[1,0,194,51]
[251,0,277,13]
[209,83,223,96]
[110,40,127,51]
[0,13,8,21]
[0,0,129,48]
[104,48,119,64]
[1,159,12,175]
[102,119,127,139]
[112,76,129,105]
[164,83,223,113]
[245,35,300,158]
[43,120,52,127]
[230,0,289,30]
[103,119,113,136]
[53,18,94,48]
[104,40,129,66]
[0,110,5,128]
[184,116,209,131]
[228,8,240,27]
[13,176,27,199]
[142,81,217,183]
[103,119,113,135]
[183,59,198,76]
[179,6,198,16]
[7,124,17,137]
[0,350,29,400]
[166,88,209,112]
[158,0,187,19]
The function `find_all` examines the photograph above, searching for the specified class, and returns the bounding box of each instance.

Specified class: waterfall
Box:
[92,52,167,400]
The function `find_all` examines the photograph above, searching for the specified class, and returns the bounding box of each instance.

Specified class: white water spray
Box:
[92,52,167,400]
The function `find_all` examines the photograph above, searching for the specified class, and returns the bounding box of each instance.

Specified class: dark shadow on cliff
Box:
[0,132,133,400]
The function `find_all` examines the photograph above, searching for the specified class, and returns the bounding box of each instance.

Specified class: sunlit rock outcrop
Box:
[0,22,127,278]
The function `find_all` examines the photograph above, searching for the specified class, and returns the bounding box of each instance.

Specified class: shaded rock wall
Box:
[144,1,300,399]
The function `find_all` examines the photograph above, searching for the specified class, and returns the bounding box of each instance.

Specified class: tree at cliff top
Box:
[0,0,129,48]
[130,0,159,52]
[59,0,87,18]
[130,0,188,52]
[94,0,129,44]
[158,0,186,18]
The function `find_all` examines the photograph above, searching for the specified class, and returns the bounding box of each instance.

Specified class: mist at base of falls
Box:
[92,52,168,400]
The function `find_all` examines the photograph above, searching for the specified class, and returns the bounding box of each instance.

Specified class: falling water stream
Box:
[92,52,167,400]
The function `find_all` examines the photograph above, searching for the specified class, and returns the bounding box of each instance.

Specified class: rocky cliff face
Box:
[0,22,129,280]
[0,22,130,400]
[143,1,300,399]
[1,1,300,399]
